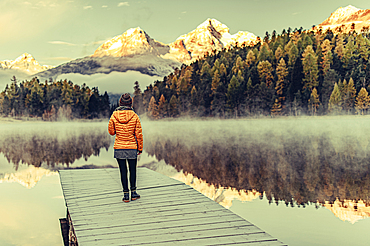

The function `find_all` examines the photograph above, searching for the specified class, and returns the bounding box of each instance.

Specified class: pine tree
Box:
[355,87,370,115]
[226,75,241,116]
[321,69,339,110]
[133,81,144,115]
[169,95,179,117]
[288,43,299,66]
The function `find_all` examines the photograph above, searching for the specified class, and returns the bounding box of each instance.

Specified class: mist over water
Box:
[1,117,370,246]
[0,121,112,170]
[143,116,370,206]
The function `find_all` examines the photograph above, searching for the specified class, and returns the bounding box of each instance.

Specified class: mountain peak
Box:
[321,5,361,25]
[195,18,230,35]
[92,26,169,58]
[0,53,52,75]
[319,5,370,33]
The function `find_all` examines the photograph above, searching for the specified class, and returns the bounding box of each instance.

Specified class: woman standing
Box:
[108,93,143,202]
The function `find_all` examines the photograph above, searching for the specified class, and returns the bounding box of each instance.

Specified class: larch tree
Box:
[274,46,284,64]
[275,58,288,113]
[257,60,273,87]
[334,34,345,61]
[328,83,342,113]
[271,98,282,116]
[355,87,370,115]
[245,49,256,68]
[342,77,356,113]
[157,94,167,118]
[148,96,159,119]
[308,87,320,115]
[321,39,333,75]
[302,45,319,90]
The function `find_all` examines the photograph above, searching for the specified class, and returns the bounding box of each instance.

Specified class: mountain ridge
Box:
[318,5,370,32]
[35,18,258,79]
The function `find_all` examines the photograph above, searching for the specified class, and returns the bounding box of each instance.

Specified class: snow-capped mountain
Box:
[93,27,170,57]
[164,19,258,63]
[36,19,257,79]
[318,5,370,33]
[0,53,53,75]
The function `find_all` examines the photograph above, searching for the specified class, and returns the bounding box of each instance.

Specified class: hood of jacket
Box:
[114,109,136,124]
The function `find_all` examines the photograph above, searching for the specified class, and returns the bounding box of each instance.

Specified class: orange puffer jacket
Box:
[108,109,143,151]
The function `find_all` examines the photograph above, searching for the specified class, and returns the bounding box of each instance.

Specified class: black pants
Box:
[117,158,137,192]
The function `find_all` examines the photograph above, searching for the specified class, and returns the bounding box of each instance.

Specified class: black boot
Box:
[122,192,130,203]
[131,190,140,201]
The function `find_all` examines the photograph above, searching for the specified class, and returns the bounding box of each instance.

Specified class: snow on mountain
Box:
[92,27,170,57]
[318,5,370,33]
[0,53,53,75]
[36,19,257,80]
[164,18,258,64]
[93,19,257,65]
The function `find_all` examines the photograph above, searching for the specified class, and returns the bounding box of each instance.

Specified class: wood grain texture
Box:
[59,168,286,246]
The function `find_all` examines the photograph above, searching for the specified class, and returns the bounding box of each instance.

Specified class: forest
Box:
[2,26,370,119]
[133,26,370,118]
[0,76,111,119]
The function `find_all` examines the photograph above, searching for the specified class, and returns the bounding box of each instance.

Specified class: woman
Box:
[108,93,143,202]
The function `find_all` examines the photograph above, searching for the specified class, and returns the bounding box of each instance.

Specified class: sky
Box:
[1,0,370,67]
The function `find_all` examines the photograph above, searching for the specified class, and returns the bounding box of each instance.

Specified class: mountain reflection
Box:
[145,128,370,208]
[0,123,111,170]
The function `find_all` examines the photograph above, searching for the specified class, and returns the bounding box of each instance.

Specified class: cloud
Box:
[83,5,92,9]
[48,41,77,46]
[118,2,129,7]
[102,5,108,8]
[181,11,186,14]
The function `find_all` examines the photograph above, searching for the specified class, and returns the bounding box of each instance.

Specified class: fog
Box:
[54,71,161,93]
[142,116,370,206]
[1,116,370,206]
[142,116,370,154]
[0,69,161,95]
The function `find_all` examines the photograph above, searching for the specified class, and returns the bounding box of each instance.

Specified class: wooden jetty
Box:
[59,168,286,246]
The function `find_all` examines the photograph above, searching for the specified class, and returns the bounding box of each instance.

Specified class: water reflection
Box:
[0,122,111,170]
[144,119,370,223]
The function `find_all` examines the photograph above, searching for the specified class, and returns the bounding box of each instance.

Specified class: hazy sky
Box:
[1,0,370,66]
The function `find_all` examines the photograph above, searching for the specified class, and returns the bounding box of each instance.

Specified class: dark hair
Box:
[119,93,132,106]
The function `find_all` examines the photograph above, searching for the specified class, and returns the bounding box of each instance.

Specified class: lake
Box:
[1,117,370,245]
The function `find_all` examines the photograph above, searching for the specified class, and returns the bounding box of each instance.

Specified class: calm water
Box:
[1,117,370,245]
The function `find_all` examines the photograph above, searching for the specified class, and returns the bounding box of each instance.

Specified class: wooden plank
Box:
[59,168,285,246]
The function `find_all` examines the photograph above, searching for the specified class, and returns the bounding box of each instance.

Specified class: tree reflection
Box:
[145,130,370,206]
[0,128,111,170]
